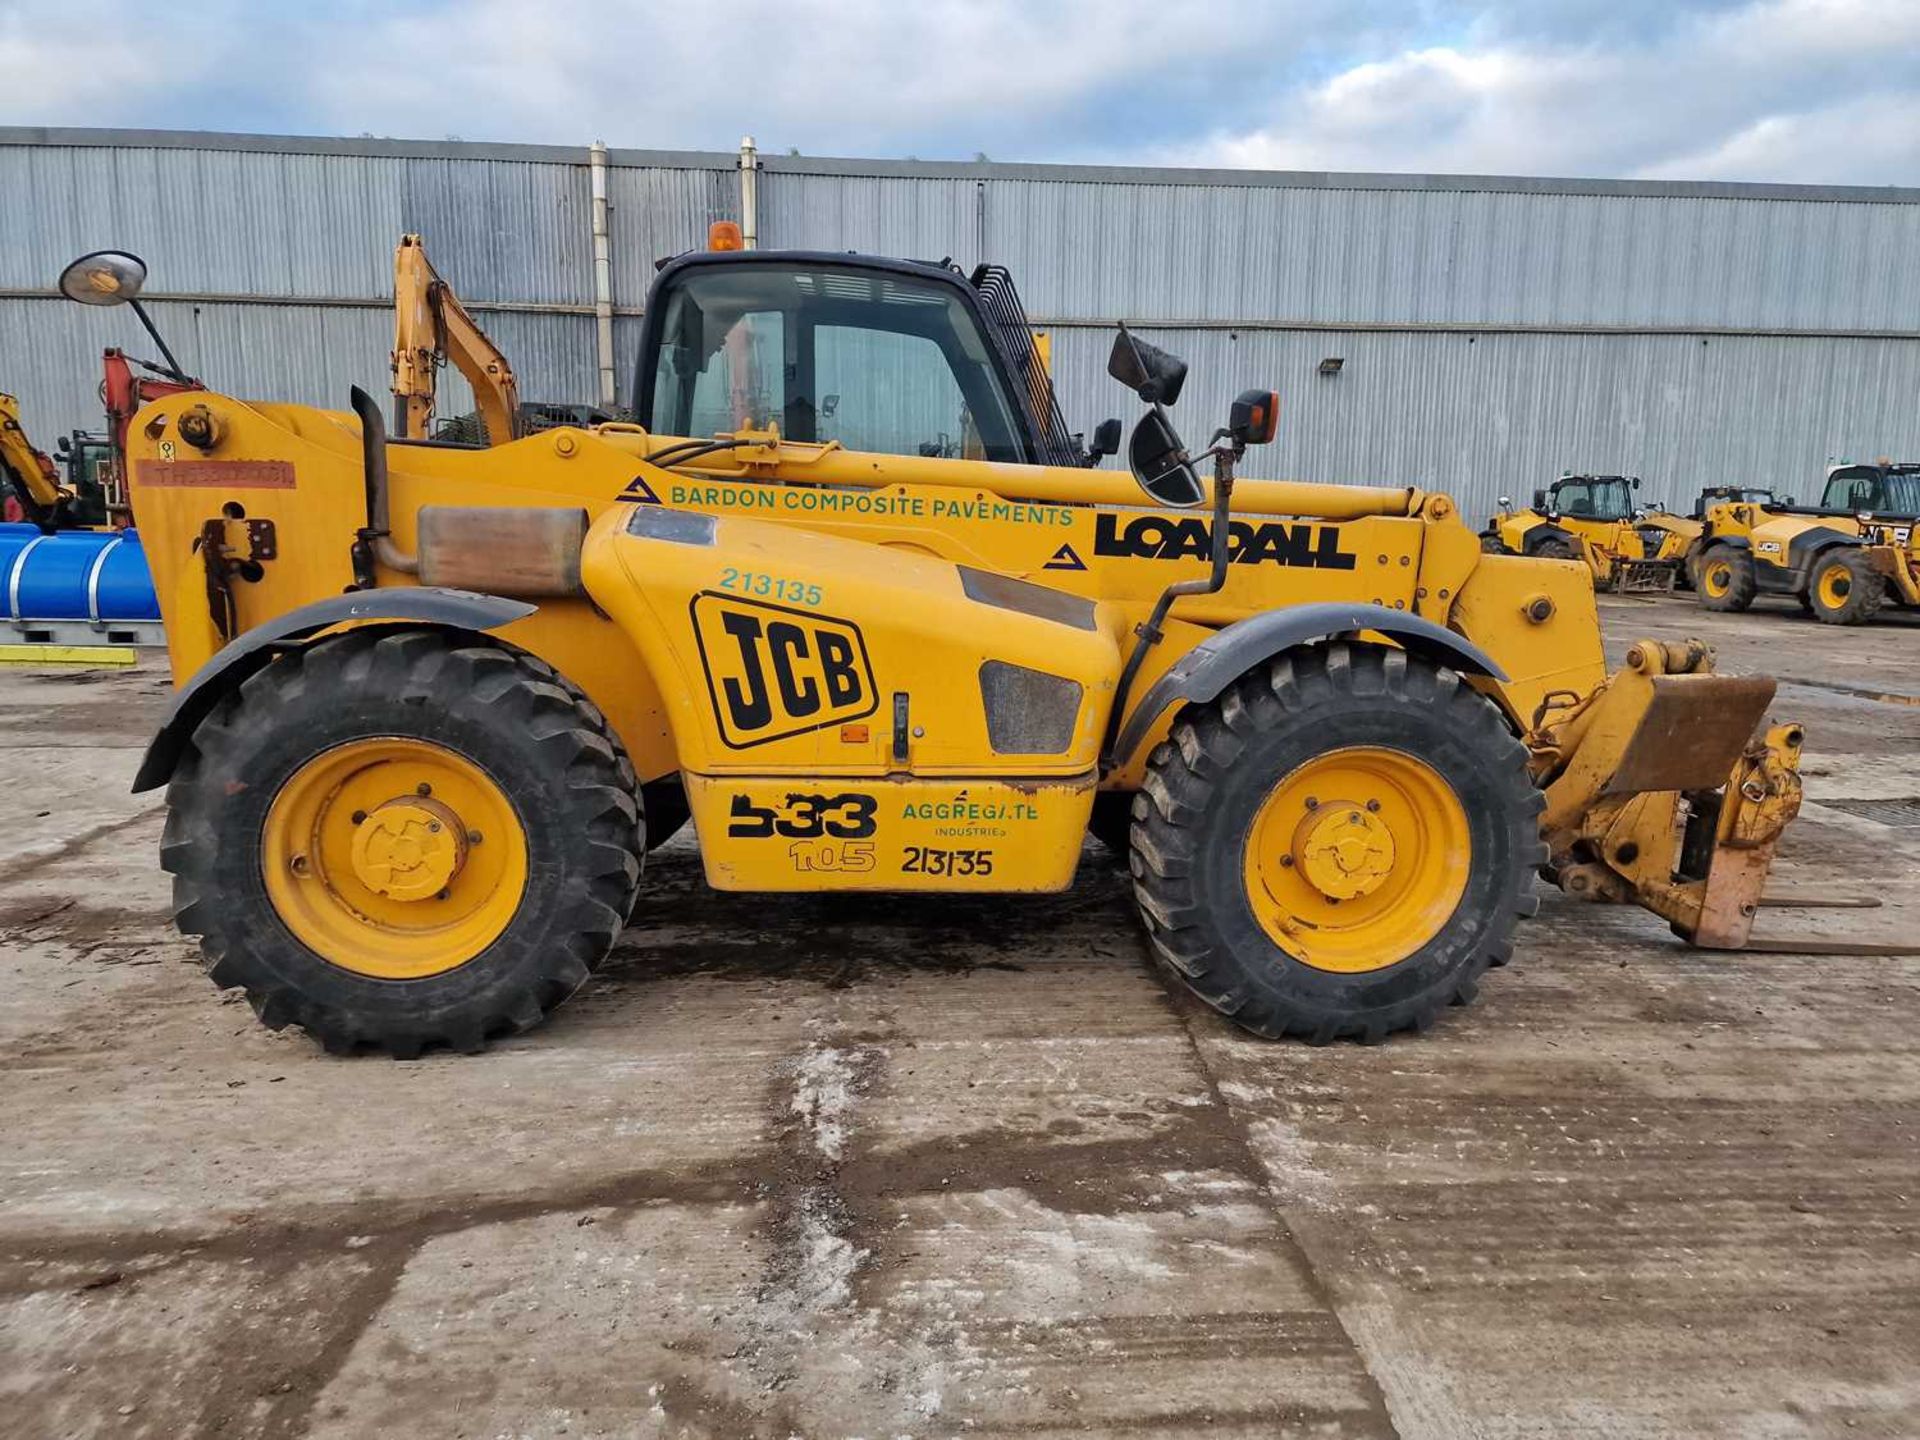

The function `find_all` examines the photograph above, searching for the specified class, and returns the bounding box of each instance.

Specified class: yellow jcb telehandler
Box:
[55,235,1845,1056]
[1481,474,1702,593]
[1694,463,1920,624]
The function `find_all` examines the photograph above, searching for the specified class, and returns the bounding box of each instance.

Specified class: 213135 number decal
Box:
[902,846,996,877]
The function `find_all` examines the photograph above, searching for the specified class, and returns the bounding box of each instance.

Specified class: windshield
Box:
[1552,477,1633,521]
[644,262,1029,463]
[1820,467,1920,516]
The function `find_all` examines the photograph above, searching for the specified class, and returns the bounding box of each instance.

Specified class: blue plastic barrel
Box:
[1,522,162,624]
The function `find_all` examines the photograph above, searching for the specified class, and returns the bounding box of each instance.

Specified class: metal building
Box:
[6,126,1919,523]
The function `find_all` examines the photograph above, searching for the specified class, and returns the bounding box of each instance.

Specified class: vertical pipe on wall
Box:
[588,140,617,410]
[739,135,759,251]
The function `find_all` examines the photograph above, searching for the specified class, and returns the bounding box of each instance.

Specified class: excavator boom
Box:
[390,234,520,445]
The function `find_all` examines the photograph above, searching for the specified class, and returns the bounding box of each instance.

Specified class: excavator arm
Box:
[0,391,70,528]
[390,235,520,445]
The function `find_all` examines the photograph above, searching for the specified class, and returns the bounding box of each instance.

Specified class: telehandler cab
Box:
[64,236,1828,1056]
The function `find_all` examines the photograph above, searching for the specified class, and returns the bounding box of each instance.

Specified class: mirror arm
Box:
[128,298,191,384]
[1100,443,1239,774]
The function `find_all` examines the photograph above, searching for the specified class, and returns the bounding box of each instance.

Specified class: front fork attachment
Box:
[1539,640,1918,955]
[1555,723,1805,948]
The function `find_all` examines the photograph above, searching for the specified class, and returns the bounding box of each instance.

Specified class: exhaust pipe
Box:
[350,385,418,584]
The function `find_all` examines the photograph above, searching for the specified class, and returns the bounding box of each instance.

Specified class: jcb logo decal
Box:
[1093,513,1357,570]
[1867,523,1913,545]
[691,593,877,748]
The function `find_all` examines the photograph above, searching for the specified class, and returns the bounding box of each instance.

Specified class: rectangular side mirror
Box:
[1107,327,1188,406]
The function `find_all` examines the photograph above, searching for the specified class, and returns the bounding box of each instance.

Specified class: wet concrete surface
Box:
[1,597,1916,1438]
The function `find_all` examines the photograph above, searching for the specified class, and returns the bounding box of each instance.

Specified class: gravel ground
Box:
[2,595,1916,1439]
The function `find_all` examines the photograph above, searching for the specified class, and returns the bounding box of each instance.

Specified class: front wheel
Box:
[1128,642,1545,1043]
[1807,548,1885,625]
[162,631,645,1057]
[1696,545,1756,612]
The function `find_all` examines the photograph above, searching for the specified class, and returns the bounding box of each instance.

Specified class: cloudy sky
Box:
[4,0,1917,183]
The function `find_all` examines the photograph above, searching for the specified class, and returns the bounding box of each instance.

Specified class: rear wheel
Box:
[1129,643,1544,1043]
[162,630,644,1057]
[1696,545,1756,612]
[1531,536,1577,561]
[1807,548,1885,625]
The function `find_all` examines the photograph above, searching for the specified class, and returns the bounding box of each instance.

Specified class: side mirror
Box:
[1532,489,1548,511]
[1631,477,1641,490]
[1227,389,1279,447]
[1784,495,1796,505]
[58,250,148,307]
[1127,410,1205,508]
[1087,417,1122,463]
[1108,327,1187,406]
[1496,495,1513,511]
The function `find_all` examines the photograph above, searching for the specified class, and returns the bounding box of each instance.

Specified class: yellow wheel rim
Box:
[1816,562,1851,608]
[1702,560,1732,597]
[1242,746,1471,974]
[261,738,528,979]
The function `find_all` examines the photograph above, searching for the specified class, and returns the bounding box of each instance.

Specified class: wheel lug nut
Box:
[1280,854,1294,868]
[290,853,310,876]
[350,810,367,825]
[1304,796,1319,810]
[436,888,450,901]
[1366,799,1381,813]
[467,830,483,845]
[416,783,433,797]
[428,821,442,834]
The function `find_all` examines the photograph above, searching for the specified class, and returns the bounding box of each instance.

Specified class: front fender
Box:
[132,587,535,793]
[1108,602,1506,770]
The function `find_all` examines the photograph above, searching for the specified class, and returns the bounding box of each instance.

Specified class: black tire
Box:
[1478,530,1509,555]
[1806,547,1886,626]
[1680,544,1703,591]
[1696,544,1756,612]
[1128,642,1545,1043]
[1531,536,1578,561]
[640,778,693,851]
[162,630,644,1057]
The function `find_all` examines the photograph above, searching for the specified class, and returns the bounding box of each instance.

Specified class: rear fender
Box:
[132,588,533,792]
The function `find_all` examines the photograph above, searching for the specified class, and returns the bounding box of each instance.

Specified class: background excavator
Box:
[58,230,1890,1058]
[1,392,74,528]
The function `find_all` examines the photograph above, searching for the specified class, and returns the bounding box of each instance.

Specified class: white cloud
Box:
[2,0,1918,183]
[1176,0,1920,182]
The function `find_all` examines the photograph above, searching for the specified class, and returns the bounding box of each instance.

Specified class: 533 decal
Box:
[726,792,878,840]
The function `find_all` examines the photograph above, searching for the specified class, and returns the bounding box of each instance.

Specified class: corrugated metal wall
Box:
[6,128,1919,526]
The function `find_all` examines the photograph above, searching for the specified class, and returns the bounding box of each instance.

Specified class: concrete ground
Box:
[2,596,1917,1439]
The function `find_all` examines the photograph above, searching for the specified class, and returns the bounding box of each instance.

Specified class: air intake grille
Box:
[979,661,1083,755]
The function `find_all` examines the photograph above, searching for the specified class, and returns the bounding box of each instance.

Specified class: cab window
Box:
[646,262,1027,462]
[1553,478,1631,521]
[1823,468,1920,515]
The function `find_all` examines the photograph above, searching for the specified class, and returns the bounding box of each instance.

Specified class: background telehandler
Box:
[1694,462,1920,624]
[58,236,1822,1056]
[1481,474,1702,593]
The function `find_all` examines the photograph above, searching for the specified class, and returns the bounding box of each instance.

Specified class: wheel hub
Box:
[1294,805,1396,900]
[350,796,468,901]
